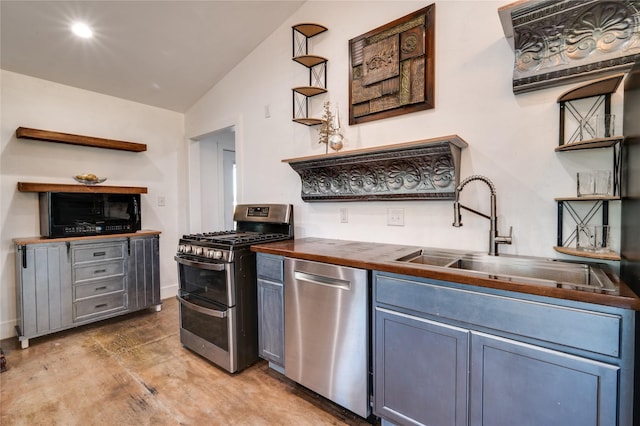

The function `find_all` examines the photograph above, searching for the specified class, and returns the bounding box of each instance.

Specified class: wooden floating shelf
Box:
[555,195,620,202]
[17,182,148,194]
[555,136,623,152]
[557,74,625,103]
[292,118,323,126]
[292,23,327,38]
[16,127,147,152]
[292,55,327,68]
[293,86,327,97]
[553,246,621,261]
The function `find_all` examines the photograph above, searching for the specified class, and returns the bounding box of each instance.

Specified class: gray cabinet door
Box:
[257,278,284,366]
[127,235,161,310]
[374,307,469,426]
[470,332,619,426]
[16,243,72,338]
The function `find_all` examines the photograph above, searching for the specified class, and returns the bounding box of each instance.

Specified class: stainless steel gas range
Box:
[175,204,293,373]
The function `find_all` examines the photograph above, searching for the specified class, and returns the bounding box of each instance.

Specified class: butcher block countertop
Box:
[251,237,640,311]
[13,230,161,245]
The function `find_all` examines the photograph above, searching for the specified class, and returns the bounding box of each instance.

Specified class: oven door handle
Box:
[176,295,228,318]
[174,255,226,271]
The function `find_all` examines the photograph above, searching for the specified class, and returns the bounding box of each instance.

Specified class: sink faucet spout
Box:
[453,175,512,256]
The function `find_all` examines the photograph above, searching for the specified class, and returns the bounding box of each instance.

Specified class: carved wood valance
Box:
[283,135,468,202]
[499,0,640,93]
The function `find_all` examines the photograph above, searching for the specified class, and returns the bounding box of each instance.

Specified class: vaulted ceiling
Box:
[1,1,304,112]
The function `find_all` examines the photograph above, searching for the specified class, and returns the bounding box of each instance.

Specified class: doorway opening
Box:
[190,126,236,231]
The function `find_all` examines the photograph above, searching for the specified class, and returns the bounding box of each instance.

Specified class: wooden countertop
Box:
[13,230,161,245]
[251,237,640,311]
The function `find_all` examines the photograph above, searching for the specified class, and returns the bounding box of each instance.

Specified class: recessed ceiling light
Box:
[71,22,93,38]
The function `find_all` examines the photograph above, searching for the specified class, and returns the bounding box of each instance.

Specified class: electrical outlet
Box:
[387,208,404,226]
[157,196,166,207]
[340,208,348,223]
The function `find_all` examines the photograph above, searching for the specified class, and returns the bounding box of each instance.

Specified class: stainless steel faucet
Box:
[453,175,512,256]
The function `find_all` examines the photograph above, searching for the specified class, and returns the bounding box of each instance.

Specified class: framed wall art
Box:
[349,4,435,125]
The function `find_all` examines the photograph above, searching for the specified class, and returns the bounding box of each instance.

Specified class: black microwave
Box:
[39,192,141,238]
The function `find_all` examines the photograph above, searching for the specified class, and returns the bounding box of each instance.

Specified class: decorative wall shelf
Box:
[498,0,640,93]
[16,127,147,152]
[17,182,148,194]
[283,135,468,202]
[557,74,624,147]
[292,23,328,126]
[555,137,623,153]
[553,246,621,261]
[553,75,625,260]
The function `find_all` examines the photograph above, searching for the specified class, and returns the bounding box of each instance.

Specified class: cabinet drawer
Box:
[375,274,622,358]
[74,260,124,283]
[73,243,125,264]
[74,293,127,322]
[73,277,125,301]
[257,254,283,282]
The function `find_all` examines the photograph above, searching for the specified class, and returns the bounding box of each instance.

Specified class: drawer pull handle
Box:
[93,252,106,257]
[95,286,107,291]
[94,269,107,274]
[95,303,108,309]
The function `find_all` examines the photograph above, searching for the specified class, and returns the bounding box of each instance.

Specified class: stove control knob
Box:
[195,247,204,256]
[213,251,223,260]
[177,245,185,253]
[184,245,192,254]
[206,250,216,258]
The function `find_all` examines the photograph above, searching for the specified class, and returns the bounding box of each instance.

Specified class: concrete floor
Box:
[0,298,372,425]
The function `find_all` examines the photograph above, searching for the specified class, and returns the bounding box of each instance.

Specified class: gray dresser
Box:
[14,232,161,348]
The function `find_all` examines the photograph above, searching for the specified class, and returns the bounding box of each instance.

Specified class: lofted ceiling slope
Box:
[0,1,305,112]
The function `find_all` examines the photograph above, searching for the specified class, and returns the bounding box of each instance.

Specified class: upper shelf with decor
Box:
[17,182,147,194]
[498,0,640,93]
[16,127,147,152]
[552,74,625,261]
[291,23,328,126]
[283,135,468,202]
[556,74,625,148]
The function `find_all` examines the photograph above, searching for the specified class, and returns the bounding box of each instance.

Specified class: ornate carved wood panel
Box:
[349,5,435,125]
[283,136,468,202]
[499,0,640,93]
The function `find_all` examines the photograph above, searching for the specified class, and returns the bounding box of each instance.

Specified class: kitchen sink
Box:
[395,249,618,294]
[395,249,461,267]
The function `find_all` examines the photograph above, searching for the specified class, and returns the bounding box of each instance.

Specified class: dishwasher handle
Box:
[293,271,351,290]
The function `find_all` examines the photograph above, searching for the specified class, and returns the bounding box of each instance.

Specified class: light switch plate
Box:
[387,208,404,226]
[340,208,348,223]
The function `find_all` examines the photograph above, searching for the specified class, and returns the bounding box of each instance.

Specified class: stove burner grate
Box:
[181,231,291,247]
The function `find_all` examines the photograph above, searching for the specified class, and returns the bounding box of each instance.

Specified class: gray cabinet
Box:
[470,332,618,426]
[127,234,161,311]
[15,242,73,348]
[373,271,635,426]
[15,234,161,348]
[256,253,284,369]
[375,307,469,426]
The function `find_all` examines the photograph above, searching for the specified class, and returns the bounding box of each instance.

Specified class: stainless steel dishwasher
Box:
[284,258,370,419]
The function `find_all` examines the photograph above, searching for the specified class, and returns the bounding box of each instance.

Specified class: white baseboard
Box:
[161,283,178,301]
[1,319,17,341]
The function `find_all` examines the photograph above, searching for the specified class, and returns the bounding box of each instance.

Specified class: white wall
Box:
[1,0,625,339]
[186,0,622,260]
[0,70,185,339]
